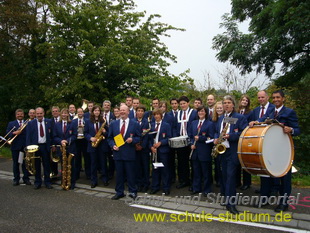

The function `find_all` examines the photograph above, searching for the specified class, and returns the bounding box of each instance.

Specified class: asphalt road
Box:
[0,178,289,233]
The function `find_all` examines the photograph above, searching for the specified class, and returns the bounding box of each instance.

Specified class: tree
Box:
[212,0,310,87]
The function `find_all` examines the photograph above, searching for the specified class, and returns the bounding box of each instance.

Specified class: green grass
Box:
[0,147,12,159]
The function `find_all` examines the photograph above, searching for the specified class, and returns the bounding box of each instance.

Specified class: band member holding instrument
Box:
[84,105,109,188]
[188,106,214,196]
[84,101,94,120]
[251,90,300,212]
[26,107,53,189]
[167,98,179,184]
[53,108,77,189]
[6,109,31,186]
[214,96,247,214]
[28,109,36,120]
[212,101,224,187]
[72,108,91,180]
[173,96,198,189]
[134,104,150,192]
[50,106,61,178]
[149,109,172,195]
[237,95,253,190]
[108,104,141,200]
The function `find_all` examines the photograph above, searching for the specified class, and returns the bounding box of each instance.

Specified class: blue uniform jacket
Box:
[84,119,110,153]
[148,121,171,154]
[26,118,53,151]
[53,121,77,154]
[173,109,198,137]
[188,120,215,161]
[134,118,150,150]
[250,103,275,121]
[108,119,141,161]
[6,120,27,151]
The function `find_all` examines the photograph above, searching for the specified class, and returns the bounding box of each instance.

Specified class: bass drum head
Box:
[262,125,293,177]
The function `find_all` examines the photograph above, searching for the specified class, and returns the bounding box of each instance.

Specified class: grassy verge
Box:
[0,147,12,159]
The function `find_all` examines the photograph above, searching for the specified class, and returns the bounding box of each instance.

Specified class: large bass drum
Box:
[238,124,294,178]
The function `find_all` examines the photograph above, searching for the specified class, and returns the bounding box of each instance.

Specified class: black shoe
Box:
[255,189,260,194]
[275,204,288,212]
[34,185,41,190]
[128,193,137,200]
[191,191,200,195]
[111,194,125,200]
[163,190,170,196]
[150,189,159,194]
[176,182,189,189]
[91,183,97,188]
[103,181,109,186]
[226,206,239,214]
[46,184,53,189]
[13,181,20,186]
[23,180,32,185]
[240,185,250,190]
[70,185,75,190]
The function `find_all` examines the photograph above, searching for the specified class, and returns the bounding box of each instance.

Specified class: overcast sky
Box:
[134,0,267,90]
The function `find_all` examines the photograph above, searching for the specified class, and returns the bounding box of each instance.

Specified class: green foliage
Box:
[213,0,310,86]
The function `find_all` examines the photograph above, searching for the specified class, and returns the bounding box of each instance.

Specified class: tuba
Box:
[24,145,40,175]
[60,144,74,190]
[91,119,106,148]
[211,122,230,158]
[50,145,60,163]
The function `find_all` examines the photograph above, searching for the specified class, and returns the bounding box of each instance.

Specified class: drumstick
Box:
[189,127,201,159]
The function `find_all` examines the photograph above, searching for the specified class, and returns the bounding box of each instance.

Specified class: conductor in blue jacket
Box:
[26,107,53,189]
[5,109,31,186]
[108,104,141,200]
[214,96,248,214]
[250,90,300,212]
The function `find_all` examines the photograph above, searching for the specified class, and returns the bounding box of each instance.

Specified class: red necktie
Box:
[120,120,125,137]
[209,110,213,117]
[19,121,22,127]
[55,118,58,123]
[63,122,67,134]
[198,121,202,129]
[155,123,160,131]
[174,111,177,117]
[39,121,44,137]
[79,119,82,126]
[260,106,265,118]
[183,111,187,135]
[95,122,99,133]
[274,110,278,118]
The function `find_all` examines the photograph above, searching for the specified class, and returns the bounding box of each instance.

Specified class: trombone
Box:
[0,126,17,149]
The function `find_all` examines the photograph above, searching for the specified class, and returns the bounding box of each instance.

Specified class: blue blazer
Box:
[84,119,110,153]
[108,119,141,161]
[129,109,135,119]
[6,120,27,151]
[148,121,171,154]
[251,103,275,121]
[188,120,215,162]
[26,118,53,151]
[214,112,248,163]
[53,121,77,154]
[83,112,91,120]
[173,109,198,137]
[259,106,300,136]
[134,118,150,149]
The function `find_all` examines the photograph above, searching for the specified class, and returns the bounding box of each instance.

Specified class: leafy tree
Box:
[212,0,309,86]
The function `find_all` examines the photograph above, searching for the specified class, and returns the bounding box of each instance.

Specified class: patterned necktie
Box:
[120,120,125,137]
[39,121,44,137]
[274,110,278,118]
[63,122,67,134]
[260,106,265,118]
[19,121,22,127]
[79,119,82,126]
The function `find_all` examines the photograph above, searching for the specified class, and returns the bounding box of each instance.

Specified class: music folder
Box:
[114,134,125,147]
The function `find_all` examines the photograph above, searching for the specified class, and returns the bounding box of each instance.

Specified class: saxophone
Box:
[211,122,230,158]
[91,119,106,148]
[60,144,74,190]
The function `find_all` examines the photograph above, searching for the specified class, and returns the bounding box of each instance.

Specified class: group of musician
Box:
[4,89,300,214]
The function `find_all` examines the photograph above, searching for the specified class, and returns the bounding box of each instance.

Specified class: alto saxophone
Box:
[91,119,106,148]
[211,122,230,158]
[60,144,74,190]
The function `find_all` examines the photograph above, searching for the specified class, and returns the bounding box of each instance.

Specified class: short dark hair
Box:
[272,90,285,97]
[136,104,146,112]
[170,98,179,104]
[196,106,209,118]
[179,96,190,103]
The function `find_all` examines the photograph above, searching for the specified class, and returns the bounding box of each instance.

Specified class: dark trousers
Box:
[11,149,29,182]
[136,150,150,189]
[243,169,252,186]
[107,151,115,179]
[214,156,221,185]
[34,144,51,186]
[176,146,191,184]
[76,138,91,178]
[169,148,177,182]
[115,160,137,196]
[219,149,239,207]
[151,153,170,191]
[192,160,212,194]
[260,170,291,205]
[90,149,108,185]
